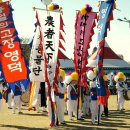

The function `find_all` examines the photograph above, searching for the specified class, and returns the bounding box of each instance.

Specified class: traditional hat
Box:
[64,72,79,85]
[87,69,96,81]
[93,67,97,75]
[59,69,66,79]
[70,72,79,81]
[103,75,107,81]
[117,72,125,79]
[114,72,126,82]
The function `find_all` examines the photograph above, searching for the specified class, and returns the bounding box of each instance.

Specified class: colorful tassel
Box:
[80,7,87,15]
[114,0,116,9]
[97,1,100,8]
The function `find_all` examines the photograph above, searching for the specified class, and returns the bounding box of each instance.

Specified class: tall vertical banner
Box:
[96,0,114,106]
[74,8,97,118]
[29,25,45,82]
[29,24,45,110]
[36,9,60,87]
[74,11,97,87]
[0,2,27,83]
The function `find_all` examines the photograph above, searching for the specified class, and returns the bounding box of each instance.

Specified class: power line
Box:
[117,17,130,28]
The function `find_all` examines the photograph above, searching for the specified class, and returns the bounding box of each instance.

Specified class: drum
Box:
[20,91,29,103]
[123,90,130,100]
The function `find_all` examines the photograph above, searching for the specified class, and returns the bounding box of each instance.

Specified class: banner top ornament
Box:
[47,3,59,11]
[80,4,93,15]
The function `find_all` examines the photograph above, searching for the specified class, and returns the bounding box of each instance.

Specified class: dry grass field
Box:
[0,95,130,130]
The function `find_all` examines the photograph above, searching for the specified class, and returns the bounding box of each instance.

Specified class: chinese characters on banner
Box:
[0,2,27,83]
[96,0,114,105]
[74,12,97,87]
[29,26,45,82]
[36,9,60,87]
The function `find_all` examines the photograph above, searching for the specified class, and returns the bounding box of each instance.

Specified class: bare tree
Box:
[20,37,31,63]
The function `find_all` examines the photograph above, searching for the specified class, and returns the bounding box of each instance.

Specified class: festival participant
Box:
[28,82,41,112]
[103,75,110,117]
[6,86,12,109]
[11,84,23,114]
[36,87,41,113]
[2,82,12,109]
[33,82,47,113]
[87,68,98,124]
[82,83,90,117]
[115,72,128,112]
[65,72,79,120]
[40,82,47,112]
[56,69,66,124]
[53,68,66,125]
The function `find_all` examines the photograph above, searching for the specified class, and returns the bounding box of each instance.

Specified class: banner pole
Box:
[33,7,60,13]
[98,105,100,125]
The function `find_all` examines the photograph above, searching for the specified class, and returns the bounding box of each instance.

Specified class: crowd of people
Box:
[0,69,129,126]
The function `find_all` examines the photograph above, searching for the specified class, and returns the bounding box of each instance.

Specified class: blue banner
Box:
[98,0,114,42]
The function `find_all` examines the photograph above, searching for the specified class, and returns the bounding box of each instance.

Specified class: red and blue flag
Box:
[96,0,114,106]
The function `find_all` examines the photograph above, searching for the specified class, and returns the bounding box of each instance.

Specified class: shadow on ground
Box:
[1,106,130,130]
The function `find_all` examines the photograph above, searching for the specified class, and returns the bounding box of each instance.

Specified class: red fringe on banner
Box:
[59,33,65,43]
[97,96,108,106]
[59,40,65,51]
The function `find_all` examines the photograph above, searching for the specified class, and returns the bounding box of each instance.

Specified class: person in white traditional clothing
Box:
[0,81,12,109]
[2,82,12,109]
[11,84,23,114]
[56,68,66,124]
[82,83,90,117]
[87,68,98,124]
[52,68,66,125]
[103,75,110,117]
[115,72,128,112]
[6,86,12,109]
[33,82,41,113]
[30,81,41,113]
[36,87,41,113]
[65,72,80,120]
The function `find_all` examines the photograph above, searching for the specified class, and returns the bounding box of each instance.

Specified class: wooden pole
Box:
[32,7,60,13]
[98,105,100,125]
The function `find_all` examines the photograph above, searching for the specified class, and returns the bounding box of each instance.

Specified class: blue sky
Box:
[8,0,130,62]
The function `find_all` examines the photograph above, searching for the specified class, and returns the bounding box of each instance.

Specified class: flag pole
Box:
[76,10,80,120]
[97,39,105,125]
[98,104,100,125]
[32,7,60,13]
